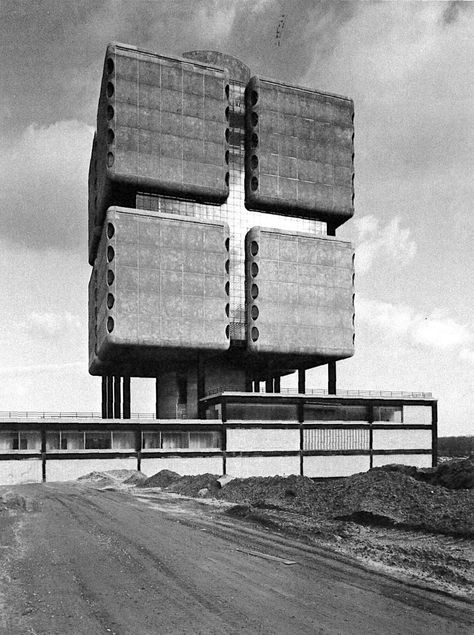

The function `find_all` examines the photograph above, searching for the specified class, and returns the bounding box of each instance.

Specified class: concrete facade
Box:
[244,76,354,225]
[89,207,230,375]
[245,227,354,361]
[89,44,230,264]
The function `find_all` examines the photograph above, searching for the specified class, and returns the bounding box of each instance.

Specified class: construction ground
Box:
[0,459,473,634]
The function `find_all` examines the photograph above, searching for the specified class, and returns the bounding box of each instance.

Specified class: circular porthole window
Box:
[107,317,114,333]
[251,305,259,320]
[250,241,259,256]
[107,223,115,239]
[107,293,115,309]
[107,269,114,285]
[251,284,259,299]
[251,262,259,277]
[251,327,259,341]
[106,58,114,74]
[107,246,115,262]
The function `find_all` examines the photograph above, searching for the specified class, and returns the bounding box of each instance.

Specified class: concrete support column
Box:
[123,376,131,419]
[155,378,159,419]
[106,376,114,419]
[253,380,260,393]
[265,378,273,393]
[113,376,121,419]
[101,376,107,419]
[298,369,306,395]
[328,362,337,395]
[245,378,253,392]
[274,376,281,393]
[197,355,205,419]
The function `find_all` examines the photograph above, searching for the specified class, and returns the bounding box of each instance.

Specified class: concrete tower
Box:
[88,44,355,418]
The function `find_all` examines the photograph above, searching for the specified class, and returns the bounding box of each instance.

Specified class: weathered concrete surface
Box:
[244,75,354,225]
[246,227,354,359]
[1,482,472,634]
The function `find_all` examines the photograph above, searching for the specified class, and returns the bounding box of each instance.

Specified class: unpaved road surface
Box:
[1,483,473,634]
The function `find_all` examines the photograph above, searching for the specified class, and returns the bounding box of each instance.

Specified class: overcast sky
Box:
[0,0,473,435]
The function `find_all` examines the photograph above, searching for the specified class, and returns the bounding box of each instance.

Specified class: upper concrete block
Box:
[244,76,354,227]
[89,43,230,264]
[89,207,230,375]
[245,227,354,360]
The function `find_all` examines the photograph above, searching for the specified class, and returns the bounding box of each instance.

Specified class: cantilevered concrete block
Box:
[89,43,230,264]
[245,227,354,361]
[244,77,354,227]
[89,207,230,375]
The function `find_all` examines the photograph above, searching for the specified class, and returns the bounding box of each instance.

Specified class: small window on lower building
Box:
[19,432,41,451]
[142,432,161,449]
[162,432,189,449]
[46,433,60,450]
[0,432,18,451]
[112,432,135,450]
[85,432,112,450]
[189,432,221,449]
[61,432,85,450]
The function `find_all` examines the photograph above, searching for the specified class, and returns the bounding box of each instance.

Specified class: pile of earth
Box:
[141,463,474,537]
[0,491,38,513]
[139,470,221,496]
[77,470,146,487]
[375,458,474,490]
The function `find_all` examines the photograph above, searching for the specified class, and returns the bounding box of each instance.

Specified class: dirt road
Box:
[1,482,473,634]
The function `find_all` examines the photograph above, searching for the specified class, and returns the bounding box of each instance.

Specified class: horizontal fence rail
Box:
[0,411,157,420]
[205,388,433,398]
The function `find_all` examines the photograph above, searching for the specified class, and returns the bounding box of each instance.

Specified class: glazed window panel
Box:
[20,432,41,451]
[142,432,161,449]
[46,433,61,450]
[112,432,136,449]
[162,432,189,449]
[0,432,18,451]
[61,432,85,450]
[189,432,221,449]
[373,407,402,423]
[85,432,112,450]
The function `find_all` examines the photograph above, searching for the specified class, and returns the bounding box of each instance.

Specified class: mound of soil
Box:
[122,471,148,486]
[429,459,474,489]
[165,474,221,497]
[77,470,145,487]
[139,470,182,488]
[213,470,474,537]
[77,471,118,486]
[0,491,38,513]
[375,459,474,490]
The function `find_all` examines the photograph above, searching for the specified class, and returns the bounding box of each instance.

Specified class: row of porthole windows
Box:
[247,98,259,191]
[249,238,259,341]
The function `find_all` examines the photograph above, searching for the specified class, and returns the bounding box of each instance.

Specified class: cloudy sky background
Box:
[0,0,472,435]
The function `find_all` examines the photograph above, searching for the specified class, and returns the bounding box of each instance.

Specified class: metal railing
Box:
[0,411,157,420]
[205,387,433,399]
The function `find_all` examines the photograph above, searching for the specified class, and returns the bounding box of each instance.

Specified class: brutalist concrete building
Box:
[88,44,355,411]
[0,45,436,484]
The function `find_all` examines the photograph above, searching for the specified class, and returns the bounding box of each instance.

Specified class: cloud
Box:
[353,215,417,274]
[441,1,473,26]
[26,311,82,338]
[357,297,473,351]
[0,361,83,377]
[0,119,94,251]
